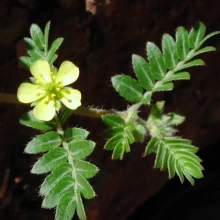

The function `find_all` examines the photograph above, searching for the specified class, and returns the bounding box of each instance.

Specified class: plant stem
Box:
[0,93,116,118]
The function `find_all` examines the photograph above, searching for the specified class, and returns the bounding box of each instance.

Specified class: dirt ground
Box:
[0,0,220,219]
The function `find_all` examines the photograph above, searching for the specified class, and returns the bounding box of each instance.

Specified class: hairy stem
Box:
[0,93,117,118]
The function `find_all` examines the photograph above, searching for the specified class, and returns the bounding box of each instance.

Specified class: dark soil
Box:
[0,0,220,219]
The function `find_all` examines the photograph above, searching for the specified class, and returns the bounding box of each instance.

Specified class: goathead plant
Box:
[0,21,219,220]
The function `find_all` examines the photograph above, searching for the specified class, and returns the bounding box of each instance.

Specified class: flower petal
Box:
[60,88,81,109]
[56,61,79,86]
[17,83,45,103]
[30,59,52,83]
[33,97,56,121]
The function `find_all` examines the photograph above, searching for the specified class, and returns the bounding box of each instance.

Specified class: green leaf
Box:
[146,42,166,80]
[196,31,220,49]
[141,91,152,104]
[59,108,72,125]
[102,114,125,128]
[132,54,155,90]
[49,54,58,65]
[188,22,206,49]
[145,137,160,155]
[125,128,135,144]
[24,37,44,60]
[163,72,190,82]
[56,192,76,220]
[75,190,86,220]
[103,127,124,139]
[193,46,216,57]
[174,59,205,72]
[30,24,45,50]
[44,21,50,53]
[183,162,203,179]
[68,140,95,160]
[64,128,89,144]
[112,142,125,160]
[166,113,185,126]
[42,176,74,208]
[74,160,99,179]
[153,82,174,92]
[154,142,163,168]
[112,75,143,102]
[149,138,204,184]
[20,111,53,131]
[77,174,96,199]
[168,155,175,179]
[131,124,146,143]
[19,56,33,69]
[25,131,62,154]
[104,135,123,150]
[176,26,189,60]
[40,163,72,196]
[31,148,67,174]
[162,34,178,70]
[47,38,64,63]
[175,160,184,183]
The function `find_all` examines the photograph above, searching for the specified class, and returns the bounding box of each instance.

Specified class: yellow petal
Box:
[56,61,79,86]
[60,88,81,109]
[17,83,45,103]
[30,59,52,83]
[33,97,56,121]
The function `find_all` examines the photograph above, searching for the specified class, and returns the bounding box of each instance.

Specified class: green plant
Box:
[0,21,219,220]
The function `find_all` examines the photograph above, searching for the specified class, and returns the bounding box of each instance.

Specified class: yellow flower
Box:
[17,59,81,121]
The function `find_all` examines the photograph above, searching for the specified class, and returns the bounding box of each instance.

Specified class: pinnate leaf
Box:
[146,137,203,185]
